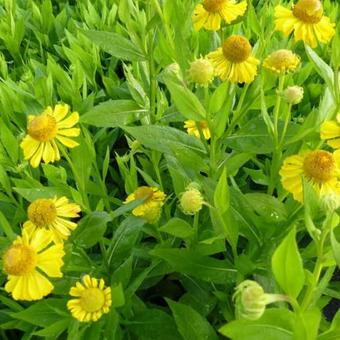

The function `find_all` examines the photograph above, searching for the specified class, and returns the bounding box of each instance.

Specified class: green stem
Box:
[279,103,292,146]
[193,211,199,243]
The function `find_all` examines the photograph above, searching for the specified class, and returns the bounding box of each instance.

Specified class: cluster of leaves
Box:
[0,0,339,339]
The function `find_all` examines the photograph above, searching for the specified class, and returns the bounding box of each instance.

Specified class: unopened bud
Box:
[234,280,288,320]
[283,86,304,105]
[179,183,204,215]
[188,58,214,87]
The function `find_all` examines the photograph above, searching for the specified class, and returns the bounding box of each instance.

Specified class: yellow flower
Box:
[192,0,247,31]
[320,118,340,149]
[23,197,81,243]
[2,229,64,301]
[274,0,335,48]
[188,58,214,87]
[179,184,204,215]
[20,104,80,168]
[279,150,340,202]
[67,275,111,322]
[124,186,166,224]
[208,35,260,84]
[263,49,300,74]
[184,120,211,140]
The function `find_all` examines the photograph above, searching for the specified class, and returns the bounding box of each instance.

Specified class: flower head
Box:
[234,280,288,320]
[124,186,166,224]
[23,197,81,243]
[320,118,340,149]
[20,104,80,168]
[184,120,211,140]
[179,184,204,215]
[192,0,247,31]
[283,86,304,105]
[2,229,64,300]
[274,0,335,48]
[279,150,340,202]
[67,275,111,322]
[263,49,300,74]
[208,35,260,83]
[188,58,214,87]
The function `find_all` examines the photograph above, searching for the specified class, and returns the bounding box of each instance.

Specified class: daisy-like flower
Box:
[188,58,214,87]
[320,118,340,149]
[279,150,340,202]
[2,229,64,301]
[208,35,260,84]
[23,197,81,244]
[274,0,335,48]
[192,0,247,31]
[124,186,166,224]
[263,49,300,75]
[20,104,80,168]
[184,120,211,140]
[67,275,111,322]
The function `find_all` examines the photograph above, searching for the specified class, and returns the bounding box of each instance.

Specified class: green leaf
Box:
[33,319,70,338]
[12,299,69,327]
[164,78,206,120]
[70,212,111,248]
[159,218,194,238]
[81,100,147,127]
[208,82,229,113]
[271,227,305,299]
[150,248,237,284]
[305,44,334,91]
[124,125,206,154]
[330,229,340,269]
[167,299,218,340]
[214,167,229,215]
[219,309,294,340]
[111,282,125,308]
[82,30,145,61]
[13,187,68,201]
[127,309,181,340]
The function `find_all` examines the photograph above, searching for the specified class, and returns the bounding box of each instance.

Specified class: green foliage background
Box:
[0,0,339,339]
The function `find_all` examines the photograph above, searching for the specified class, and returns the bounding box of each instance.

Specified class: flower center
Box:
[303,150,335,183]
[200,121,209,129]
[3,244,36,275]
[80,288,105,312]
[292,0,323,24]
[28,199,57,227]
[134,187,154,201]
[222,35,252,63]
[28,114,58,142]
[203,0,225,12]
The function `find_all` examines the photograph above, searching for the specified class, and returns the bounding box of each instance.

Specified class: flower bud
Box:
[179,183,204,215]
[188,58,214,87]
[234,280,288,320]
[283,86,304,105]
[321,193,340,212]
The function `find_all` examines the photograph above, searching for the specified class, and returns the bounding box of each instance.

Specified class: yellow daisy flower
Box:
[23,197,81,244]
[274,0,335,48]
[320,118,340,149]
[184,120,211,140]
[279,150,340,202]
[192,0,247,31]
[2,229,64,301]
[208,35,260,84]
[188,58,214,87]
[20,104,80,168]
[124,186,166,224]
[67,275,111,322]
[263,49,300,74]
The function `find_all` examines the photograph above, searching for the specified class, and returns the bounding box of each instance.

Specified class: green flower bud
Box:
[188,58,214,87]
[234,280,288,321]
[179,183,204,215]
[283,86,304,105]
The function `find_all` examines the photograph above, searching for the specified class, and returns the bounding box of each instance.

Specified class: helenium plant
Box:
[0,0,339,339]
